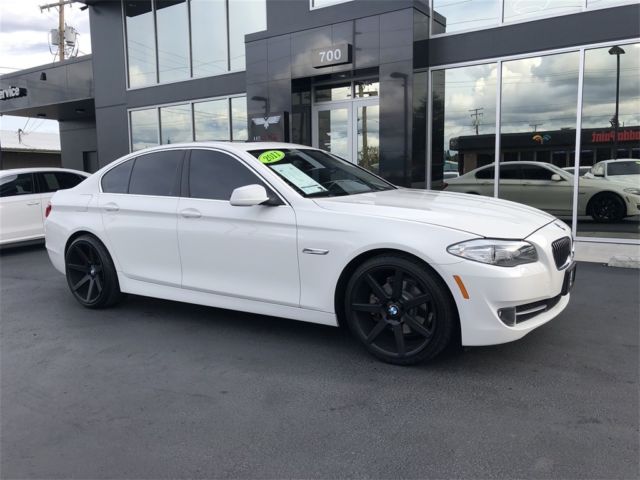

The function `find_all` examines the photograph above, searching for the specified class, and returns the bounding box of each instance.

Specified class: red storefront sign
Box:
[591,129,640,143]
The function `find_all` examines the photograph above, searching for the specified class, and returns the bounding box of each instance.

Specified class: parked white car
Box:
[45,143,576,364]
[0,168,89,246]
[584,159,640,185]
[445,161,640,222]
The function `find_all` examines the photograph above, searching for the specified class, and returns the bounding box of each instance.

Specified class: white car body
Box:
[445,161,640,219]
[584,159,640,185]
[0,167,89,246]
[45,143,575,348]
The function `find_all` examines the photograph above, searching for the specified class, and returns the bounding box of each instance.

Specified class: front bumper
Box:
[442,222,574,346]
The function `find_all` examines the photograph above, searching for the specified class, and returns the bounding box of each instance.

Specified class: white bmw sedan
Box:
[45,143,576,364]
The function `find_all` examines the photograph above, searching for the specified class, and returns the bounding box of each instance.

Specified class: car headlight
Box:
[623,188,640,195]
[447,239,538,267]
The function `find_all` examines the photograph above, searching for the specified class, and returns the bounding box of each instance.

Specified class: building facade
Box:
[0,0,638,246]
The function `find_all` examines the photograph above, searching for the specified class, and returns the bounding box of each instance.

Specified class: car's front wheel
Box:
[589,192,626,223]
[344,255,457,365]
[65,235,122,308]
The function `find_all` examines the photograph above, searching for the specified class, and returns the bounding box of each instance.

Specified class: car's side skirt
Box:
[118,276,338,327]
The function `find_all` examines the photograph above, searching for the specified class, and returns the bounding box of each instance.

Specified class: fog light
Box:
[498,307,516,327]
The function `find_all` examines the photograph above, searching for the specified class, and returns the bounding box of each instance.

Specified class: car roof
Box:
[596,158,636,164]
[0,167,89,176]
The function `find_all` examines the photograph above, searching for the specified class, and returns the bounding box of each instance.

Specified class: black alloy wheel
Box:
[65,235,122,308]
[345,255,456,365]
[590,193,626,223]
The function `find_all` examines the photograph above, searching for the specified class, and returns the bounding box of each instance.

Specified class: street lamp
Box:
[608,45,625,159]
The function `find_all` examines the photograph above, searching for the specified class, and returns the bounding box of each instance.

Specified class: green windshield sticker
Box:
[258,150,285,164]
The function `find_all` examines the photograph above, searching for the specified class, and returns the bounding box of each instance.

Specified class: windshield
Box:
[607,161,640,176]
[249,148,395,198]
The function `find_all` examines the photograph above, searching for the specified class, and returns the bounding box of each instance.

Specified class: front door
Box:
[313,98,379,172]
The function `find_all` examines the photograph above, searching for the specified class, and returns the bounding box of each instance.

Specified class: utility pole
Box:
[529,123,543,132]
[40,0,76,62]
[469,108,484,135]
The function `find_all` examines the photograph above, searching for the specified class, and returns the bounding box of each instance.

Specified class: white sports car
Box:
[45,143,576,364]
[445,161,640,222]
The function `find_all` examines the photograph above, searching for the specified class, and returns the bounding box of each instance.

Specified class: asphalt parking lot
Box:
[1,246,638,479]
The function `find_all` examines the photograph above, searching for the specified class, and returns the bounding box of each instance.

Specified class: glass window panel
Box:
[102,160,134,194]
[155,0,190,82]
[315,83,352,102]
[357,104,380,173]
[432,0,499,34]
[431,63,497,192]
[129,150,182,196]
[125,0,157,87]
[0,174,34,197]
[354,80,379,98]
[231,96,248,141]
[578,43,640,241]
[499,52,579,217]
[318,108,350,160]
[189,149,265,200]
[194,99,230,141]
[130,108,159,151]
[503,0,582,23]
[191,0,228,77]
[229,0,266,71]
[160,104,192,144]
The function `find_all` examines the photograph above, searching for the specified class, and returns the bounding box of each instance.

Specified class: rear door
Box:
[519,164,572,214]
[177,149,299,306]
[0,173,43,243]
[497,164,523,203]
[99,150,184,286]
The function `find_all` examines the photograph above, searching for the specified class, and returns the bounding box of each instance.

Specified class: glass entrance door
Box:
[313,98,379,172]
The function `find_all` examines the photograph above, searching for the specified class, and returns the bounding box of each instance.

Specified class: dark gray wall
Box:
[0,151,61,170]
[59,118,97,171]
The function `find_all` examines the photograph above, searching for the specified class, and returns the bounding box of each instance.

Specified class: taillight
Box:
[45,203,52,218]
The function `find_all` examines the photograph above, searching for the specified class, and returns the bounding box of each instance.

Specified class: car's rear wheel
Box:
[344,255,456,365]
[65,235,122,308]
[589,193,626,223]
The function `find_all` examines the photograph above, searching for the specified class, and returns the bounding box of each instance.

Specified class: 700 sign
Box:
[312,44,351,68]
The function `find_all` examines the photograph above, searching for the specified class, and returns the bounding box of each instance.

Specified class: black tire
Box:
[65,235,122,309]
[344,254,457,365]
[589,193,626,223]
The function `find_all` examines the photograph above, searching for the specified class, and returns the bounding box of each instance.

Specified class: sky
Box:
[0,0,91,135]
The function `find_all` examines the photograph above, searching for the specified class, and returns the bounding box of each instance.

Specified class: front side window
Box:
[188,149,266,200]
[0,174,35,197]
[102,160,135,193]
[248,148,394,198]
[128,151,183,196]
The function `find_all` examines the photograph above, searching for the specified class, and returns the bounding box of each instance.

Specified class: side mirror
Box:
[229,184,270,206]
[551,174,563,182]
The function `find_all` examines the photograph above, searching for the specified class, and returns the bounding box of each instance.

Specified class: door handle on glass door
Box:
[180,208,201,219]
[103,203,119,212]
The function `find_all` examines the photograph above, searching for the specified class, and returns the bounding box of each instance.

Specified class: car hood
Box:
[313,188,557,238]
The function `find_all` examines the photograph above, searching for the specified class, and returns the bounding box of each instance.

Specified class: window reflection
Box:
[228,0,266,71]
[315,83,352,102]
[231,97,248,141]
[130,108,159,151]
[578,43,640,240]
[431,63,497,190]
[503,0,582,23]
[156,0,190,82]
[191,0,228,77]
[160,104,192,144]
[432,0,499,34]
[125,0,157,87]
[194,99,230,141]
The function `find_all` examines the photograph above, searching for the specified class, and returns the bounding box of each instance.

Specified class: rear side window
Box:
[475,167,494,180]
[102,159,134,193]
[188,149,266,200]
[39,172,85,192]
[129,151,182,197]
[499,164,522,180]
[0,173,35,197]
[520,165,554,181]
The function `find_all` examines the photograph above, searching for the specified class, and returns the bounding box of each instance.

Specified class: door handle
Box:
[26,201,40,206]
[103,202,119,212]
[180,208,201,219]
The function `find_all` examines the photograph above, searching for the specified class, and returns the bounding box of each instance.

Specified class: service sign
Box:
[0,86,27,101]
[312,44,352,68]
